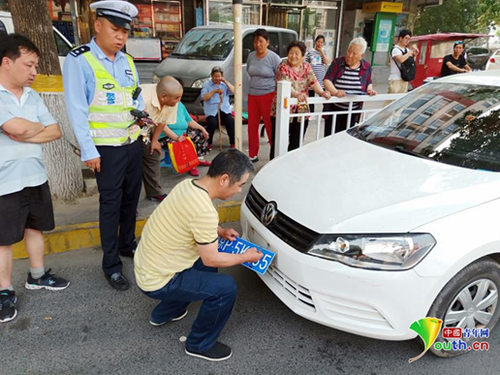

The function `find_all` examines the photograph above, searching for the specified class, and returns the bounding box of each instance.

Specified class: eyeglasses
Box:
[454,41,465,46]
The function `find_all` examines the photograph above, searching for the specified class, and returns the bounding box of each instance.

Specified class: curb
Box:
[13,200,243,260]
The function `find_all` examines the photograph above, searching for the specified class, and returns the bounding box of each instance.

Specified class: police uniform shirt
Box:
[62,38,145,162]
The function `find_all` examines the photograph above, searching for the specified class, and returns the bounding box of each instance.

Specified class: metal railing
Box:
[274,81,406,157]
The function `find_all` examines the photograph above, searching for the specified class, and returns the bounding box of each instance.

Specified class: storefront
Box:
[128,0,183,60]
[205,0,343,60]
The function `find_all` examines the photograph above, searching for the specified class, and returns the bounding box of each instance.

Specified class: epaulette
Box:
[70,45,90,57]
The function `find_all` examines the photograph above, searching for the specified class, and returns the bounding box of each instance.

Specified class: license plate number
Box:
[218,237,275,275]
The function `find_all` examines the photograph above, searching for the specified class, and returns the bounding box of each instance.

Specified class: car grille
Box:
[266,265,316,311]
[182,87,201,103]
[245,186,319,252]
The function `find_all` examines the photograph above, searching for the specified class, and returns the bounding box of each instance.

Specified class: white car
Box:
[241,71,500,357]
[0,11,73,68]
[485,49,500,71]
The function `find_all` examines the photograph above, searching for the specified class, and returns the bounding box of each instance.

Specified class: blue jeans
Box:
[142,258,237,353]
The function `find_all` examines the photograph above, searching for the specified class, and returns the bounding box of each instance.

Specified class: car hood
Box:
[251,132,500,233]
[153,58,224,86]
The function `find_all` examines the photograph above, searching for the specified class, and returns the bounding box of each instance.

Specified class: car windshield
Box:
[348,82,500,172]
[171,29,233,60]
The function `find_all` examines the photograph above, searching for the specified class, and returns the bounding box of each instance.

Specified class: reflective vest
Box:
[84,53,140,146]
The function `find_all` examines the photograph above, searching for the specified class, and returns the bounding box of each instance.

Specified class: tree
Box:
[414,0,500,35]
[414,0,484,35]
[9,0,84,200]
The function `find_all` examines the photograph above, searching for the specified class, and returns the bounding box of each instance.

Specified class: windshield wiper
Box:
[393,145,432,160]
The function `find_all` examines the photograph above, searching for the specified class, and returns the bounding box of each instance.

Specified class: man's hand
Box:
[218,227,239,241]
[150,139,162,155]
[4,131,22,142]
[85,157,101,173]
[367,88,377,96]
[411,46,419,56]
[244,248,264,263]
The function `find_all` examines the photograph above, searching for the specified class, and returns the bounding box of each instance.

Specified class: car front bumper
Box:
[241,203,442,341]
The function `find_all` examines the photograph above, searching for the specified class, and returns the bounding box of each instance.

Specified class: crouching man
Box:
[134,149,262,361]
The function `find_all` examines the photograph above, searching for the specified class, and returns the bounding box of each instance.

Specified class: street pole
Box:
[69,0,81,46]
[233,0,243,151]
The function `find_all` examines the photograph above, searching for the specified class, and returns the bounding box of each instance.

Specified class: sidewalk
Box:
[13,82,390,260]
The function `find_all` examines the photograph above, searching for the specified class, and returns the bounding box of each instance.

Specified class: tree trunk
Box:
[9,0,84,200]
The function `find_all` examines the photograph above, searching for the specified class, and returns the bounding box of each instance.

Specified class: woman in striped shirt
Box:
[323,37,377,136]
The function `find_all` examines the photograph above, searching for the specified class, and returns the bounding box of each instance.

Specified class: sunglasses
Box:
[454,41,465,46]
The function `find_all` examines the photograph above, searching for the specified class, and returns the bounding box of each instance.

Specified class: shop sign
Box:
[363,1,404,14]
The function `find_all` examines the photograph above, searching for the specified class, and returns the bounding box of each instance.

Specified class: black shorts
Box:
[0,181,55,246]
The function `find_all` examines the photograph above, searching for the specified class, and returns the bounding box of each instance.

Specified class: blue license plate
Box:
[218,237,275,275]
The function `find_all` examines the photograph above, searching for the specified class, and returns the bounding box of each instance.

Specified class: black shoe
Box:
[150,309,188,327]
[25,269,70,291]
[0,290,17,323]
[249,156,259,163]
[106,272,129,291]
[185,342,233,362]
[120,241,137,258]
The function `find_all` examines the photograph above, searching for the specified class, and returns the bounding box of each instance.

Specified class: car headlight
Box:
[308,233,436,271]
[192,77,210,88]
[152,73,160,84]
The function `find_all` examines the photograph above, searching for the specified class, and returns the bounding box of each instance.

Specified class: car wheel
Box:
[427,258,500,358]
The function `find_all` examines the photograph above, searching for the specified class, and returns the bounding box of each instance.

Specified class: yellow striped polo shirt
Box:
[134,179,219,292]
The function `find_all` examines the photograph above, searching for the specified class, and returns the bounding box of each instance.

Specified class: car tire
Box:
[427,257,500,358]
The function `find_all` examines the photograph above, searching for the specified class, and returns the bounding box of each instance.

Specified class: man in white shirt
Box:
[388,29,419,94]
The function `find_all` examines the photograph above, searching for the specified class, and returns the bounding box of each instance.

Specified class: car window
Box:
[268,32,279,56]
[172,29,233,60]
[349,82,500,172]
[430,41,455,59]
[0,20,6,35]
[468,47,490,55]
[280,32,296,58]
[243,33,254,64]
[54,31,71,56]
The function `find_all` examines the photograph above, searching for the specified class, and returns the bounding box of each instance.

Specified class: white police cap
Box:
[90,0,138,30]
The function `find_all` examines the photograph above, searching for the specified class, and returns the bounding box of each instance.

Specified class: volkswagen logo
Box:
[261,202,278,226]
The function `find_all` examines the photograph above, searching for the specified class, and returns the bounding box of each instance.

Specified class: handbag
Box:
[167,136,199,174]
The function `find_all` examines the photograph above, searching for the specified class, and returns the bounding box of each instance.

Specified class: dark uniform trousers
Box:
[95,141,143,276]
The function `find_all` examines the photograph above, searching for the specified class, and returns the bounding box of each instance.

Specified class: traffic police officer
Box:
[63,0,144,291]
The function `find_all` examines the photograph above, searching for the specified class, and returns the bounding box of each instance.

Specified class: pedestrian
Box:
[440,41,471,77]
[63,0,144,291]
[246,28,282,162]
[149,77,212,177]
[323,37,376,136]
[305,35,329,117]
[140,76,181,203]
[134,149,263,361]
[0,34,70,323]
[388,29,418,94]
[201,66,235,149]
[270,40,331,158]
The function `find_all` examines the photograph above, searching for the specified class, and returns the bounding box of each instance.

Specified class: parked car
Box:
[466,46,492,70]
[485,49,500,71]
[0,11,73,68]
[241,70,500,357]
[152,25,297,114]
